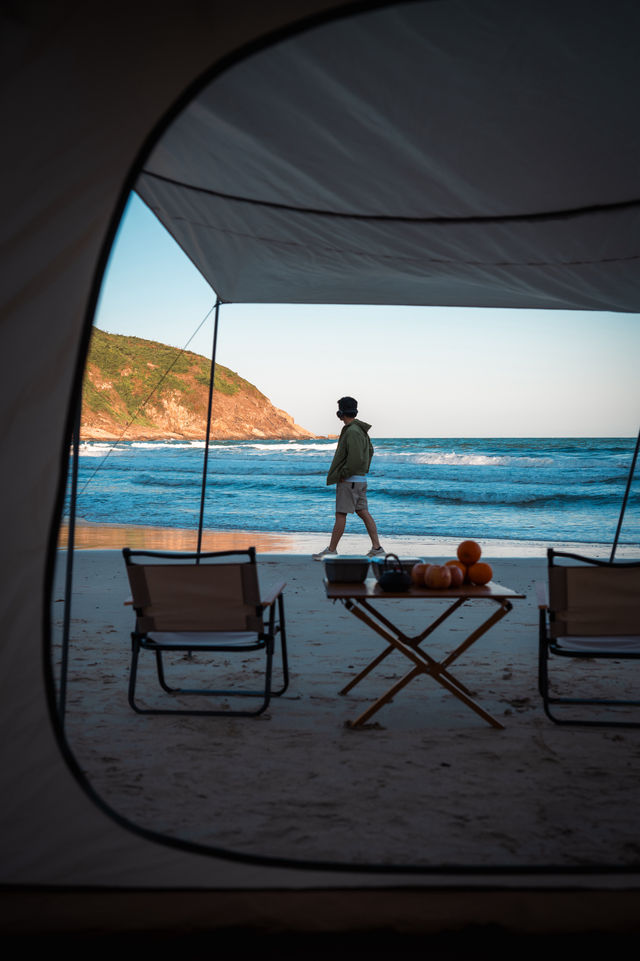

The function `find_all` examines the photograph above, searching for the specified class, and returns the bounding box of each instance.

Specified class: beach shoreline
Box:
[58,518,639,559]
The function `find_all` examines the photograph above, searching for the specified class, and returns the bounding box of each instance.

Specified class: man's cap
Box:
[337,396,358,415]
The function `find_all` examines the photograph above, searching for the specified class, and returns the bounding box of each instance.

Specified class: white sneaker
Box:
[367,546,385,557]
[312,547,338,561]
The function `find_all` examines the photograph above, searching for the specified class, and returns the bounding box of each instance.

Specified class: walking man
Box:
[312,396,384,560]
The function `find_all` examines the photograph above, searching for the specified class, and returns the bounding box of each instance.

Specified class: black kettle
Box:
[378,553,411,592]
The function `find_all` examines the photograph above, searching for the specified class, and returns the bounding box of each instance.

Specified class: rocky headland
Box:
[81,328,316,441]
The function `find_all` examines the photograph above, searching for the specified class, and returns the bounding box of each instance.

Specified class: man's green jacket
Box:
[326,419,374,485]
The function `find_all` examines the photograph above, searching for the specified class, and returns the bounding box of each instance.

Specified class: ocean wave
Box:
[209,442,337,455]
[379,450,554,467]
[78,440,207,456]
[78,443,124,458]
[375,486,623,507]
[131,473,201,488]
[130,473,320,492]
[130,441,206,449]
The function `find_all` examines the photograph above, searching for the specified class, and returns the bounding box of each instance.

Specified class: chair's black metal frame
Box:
[538,549,640,727]
[123,547,289,717]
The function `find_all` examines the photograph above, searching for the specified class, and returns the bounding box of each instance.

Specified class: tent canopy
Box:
[138,0,640,310]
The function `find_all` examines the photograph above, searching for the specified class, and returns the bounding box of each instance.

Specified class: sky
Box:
[94,193,640,439]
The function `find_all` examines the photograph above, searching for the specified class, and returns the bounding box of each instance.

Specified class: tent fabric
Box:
[0,0,365,892]
[1,0,639,899]
[137,1,640,310]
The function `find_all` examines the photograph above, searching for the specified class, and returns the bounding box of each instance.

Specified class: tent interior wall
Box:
[1,0,639,934]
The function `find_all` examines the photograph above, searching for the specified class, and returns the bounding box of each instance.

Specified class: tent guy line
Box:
[76,301,219,499]
[61,300,220,719]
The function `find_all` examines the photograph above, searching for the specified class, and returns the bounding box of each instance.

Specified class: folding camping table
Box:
[324,577,525,728]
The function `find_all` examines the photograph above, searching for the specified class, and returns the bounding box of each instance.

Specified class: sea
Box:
[68,437,640,554]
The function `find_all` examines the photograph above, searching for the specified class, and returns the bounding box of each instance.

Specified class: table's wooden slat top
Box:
[324,577,525,600]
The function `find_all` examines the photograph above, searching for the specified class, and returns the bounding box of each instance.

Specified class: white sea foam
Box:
[382,450,553,467]
[130,441,206,449]
[78,442,121,457]
[81,439,337,455]
[214,441,336,454]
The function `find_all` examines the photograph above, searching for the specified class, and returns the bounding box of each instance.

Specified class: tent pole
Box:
[610,425,640,562]
[196,298,221,561]
[59,398,81,724]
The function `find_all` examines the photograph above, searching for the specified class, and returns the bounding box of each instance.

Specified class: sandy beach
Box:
[51,528,640,874]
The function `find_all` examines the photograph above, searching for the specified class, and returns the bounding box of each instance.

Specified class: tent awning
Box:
[137,0,640,309]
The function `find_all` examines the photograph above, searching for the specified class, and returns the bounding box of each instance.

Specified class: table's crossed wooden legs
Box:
[338,595,513,728]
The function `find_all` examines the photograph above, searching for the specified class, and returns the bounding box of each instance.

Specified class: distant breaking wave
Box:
[382,450,554,467]
[210,442,336,455]
[130,441,205,450]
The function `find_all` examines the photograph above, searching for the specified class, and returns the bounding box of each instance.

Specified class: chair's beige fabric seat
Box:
[553,635,640,654]
[145,631,261,648]
[123,549,288,717]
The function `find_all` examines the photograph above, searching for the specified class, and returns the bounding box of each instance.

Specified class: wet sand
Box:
[58,519,635,559]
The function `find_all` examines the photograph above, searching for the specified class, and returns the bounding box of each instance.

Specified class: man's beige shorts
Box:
[336,480,368,513]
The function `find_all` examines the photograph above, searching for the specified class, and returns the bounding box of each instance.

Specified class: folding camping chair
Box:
[123,547,288,716]
[538,549,640,726]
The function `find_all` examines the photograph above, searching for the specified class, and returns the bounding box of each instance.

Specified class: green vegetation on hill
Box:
[83,327,259,427]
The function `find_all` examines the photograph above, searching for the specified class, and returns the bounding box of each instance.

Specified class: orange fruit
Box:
[410,562,430,586]
[424,564,452,589]
[467,561,492,585]
[446,559,468,583]
[457,540,482,565]
[446,562,464,587]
